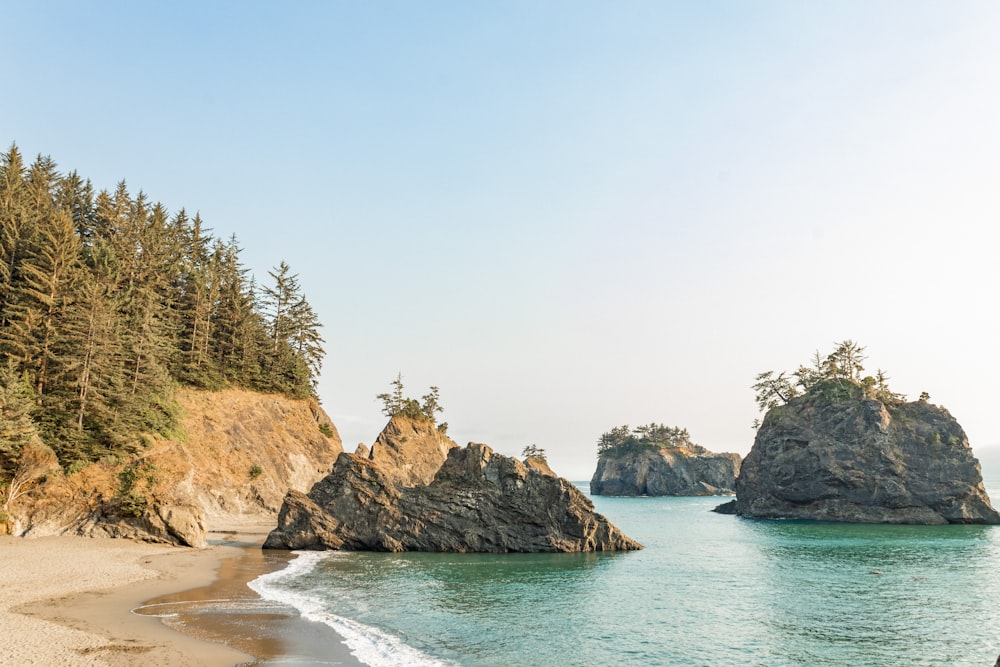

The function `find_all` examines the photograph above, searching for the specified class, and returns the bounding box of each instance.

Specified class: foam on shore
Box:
[249,551,457,667]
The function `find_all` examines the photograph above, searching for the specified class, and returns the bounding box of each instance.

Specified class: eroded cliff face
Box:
[368,415,458,486]
[733,384,999,524]
[19,388,344,546]
[265,417,642,553]
[591,447,741,496]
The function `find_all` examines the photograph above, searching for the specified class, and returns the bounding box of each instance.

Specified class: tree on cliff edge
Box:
[377,374,447,431]
[753,340,904,418]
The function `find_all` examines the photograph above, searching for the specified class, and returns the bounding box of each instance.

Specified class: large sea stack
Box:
[730,379,999,525]
[591,446,741,496]
[265,416,642,552]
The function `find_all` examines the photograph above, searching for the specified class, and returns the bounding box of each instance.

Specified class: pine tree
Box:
[0,144,31,324]
[0,145,327,466]
[0,208,82,398]
[261,261,322,397]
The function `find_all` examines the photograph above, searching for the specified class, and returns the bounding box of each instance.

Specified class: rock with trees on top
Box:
[722,340,1000,525]
[590,423,741,496]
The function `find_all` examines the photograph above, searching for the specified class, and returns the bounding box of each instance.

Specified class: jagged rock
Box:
[591,447,741,496]
[732,380,1000,524]
[355,443,371,457]
[367,415,458,486]
[265,425,642,552]
[524,455,556,477]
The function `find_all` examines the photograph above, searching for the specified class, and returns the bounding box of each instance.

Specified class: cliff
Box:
[730,380,1000,524]
[265,416,641,552]
[16,388,344,546]
[591,447,741,496]
[367,414,457,485]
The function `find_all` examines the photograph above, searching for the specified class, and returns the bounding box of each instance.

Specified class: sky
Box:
[4,1,1000,479]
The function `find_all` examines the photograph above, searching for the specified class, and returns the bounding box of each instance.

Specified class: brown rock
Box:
[367,415,458,486]
[19,388,344,546]
[524,455,557,477]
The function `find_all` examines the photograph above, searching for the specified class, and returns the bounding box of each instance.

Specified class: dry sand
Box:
[1,525,364,666]
[1,535,253,666]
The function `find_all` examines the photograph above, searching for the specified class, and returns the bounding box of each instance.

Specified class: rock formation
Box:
[367,414,457,486]
[729,380,1000,524]
[591,446,741,496]
[265,417,641,552]
[18,388,344,546]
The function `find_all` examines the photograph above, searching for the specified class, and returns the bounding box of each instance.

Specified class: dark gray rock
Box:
[265,428,642,552]
[734,380,1000,524]
[591,447,741,496]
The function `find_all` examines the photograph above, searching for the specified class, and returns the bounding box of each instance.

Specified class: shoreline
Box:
[2,525,363,666]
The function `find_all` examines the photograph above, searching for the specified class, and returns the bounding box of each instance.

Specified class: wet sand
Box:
[137,539,364,666]
[2,526,363,666]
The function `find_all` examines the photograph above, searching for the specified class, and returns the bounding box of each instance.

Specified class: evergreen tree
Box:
[0,144,31,324]
[0,208,82,398]
[0,144,327,466]
[262,261,323,397]
[0,362,40,475]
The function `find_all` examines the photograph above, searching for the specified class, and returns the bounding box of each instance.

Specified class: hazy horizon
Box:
[6,1,1000,479]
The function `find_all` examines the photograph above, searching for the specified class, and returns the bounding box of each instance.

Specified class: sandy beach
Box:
[1,529,363,666]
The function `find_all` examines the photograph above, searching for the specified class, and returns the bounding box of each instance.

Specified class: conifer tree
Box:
[0,144,30,323]
[0,144,327,465]
[0,208,82,398]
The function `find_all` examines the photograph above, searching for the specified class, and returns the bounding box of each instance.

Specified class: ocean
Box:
[247,481,1000,667]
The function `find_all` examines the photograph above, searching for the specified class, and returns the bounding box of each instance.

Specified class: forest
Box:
[0,143,324,473]
[597,423,703,458]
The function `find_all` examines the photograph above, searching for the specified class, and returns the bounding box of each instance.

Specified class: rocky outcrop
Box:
[524,455,556,477]
[368,415,458,486]
[731,380,1000,524]
[265,418,641,552]
[591,447,741,496]
[19,388,344,546]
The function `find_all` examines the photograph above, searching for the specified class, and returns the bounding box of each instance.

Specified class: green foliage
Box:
[753,340,906,415]
[318,423,334,438]
[0,362,40,477]
[249,464,263,479]
[377,374,445,425]
[751,371,799,412]
[597,423,699,458]
[116,459,157,517]
[0,143,325,470]
[522,444,546,460]
[807,378,862,402]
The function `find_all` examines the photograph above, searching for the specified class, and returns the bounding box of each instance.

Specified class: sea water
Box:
[250,483,1000,666]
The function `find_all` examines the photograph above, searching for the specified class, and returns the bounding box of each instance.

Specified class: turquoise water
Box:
[253,484,1000,666]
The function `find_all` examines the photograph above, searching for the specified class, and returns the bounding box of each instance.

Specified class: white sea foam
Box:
[248,551,456,667]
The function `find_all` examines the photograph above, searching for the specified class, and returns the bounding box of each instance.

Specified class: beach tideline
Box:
[0,531,362,666]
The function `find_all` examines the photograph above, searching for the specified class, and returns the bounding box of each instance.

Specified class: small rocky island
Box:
[721,341,1000,525]
[590,423,740,496]
[265,409,642,552]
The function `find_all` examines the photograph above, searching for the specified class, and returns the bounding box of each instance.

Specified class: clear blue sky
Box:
[5,1,1000,479]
